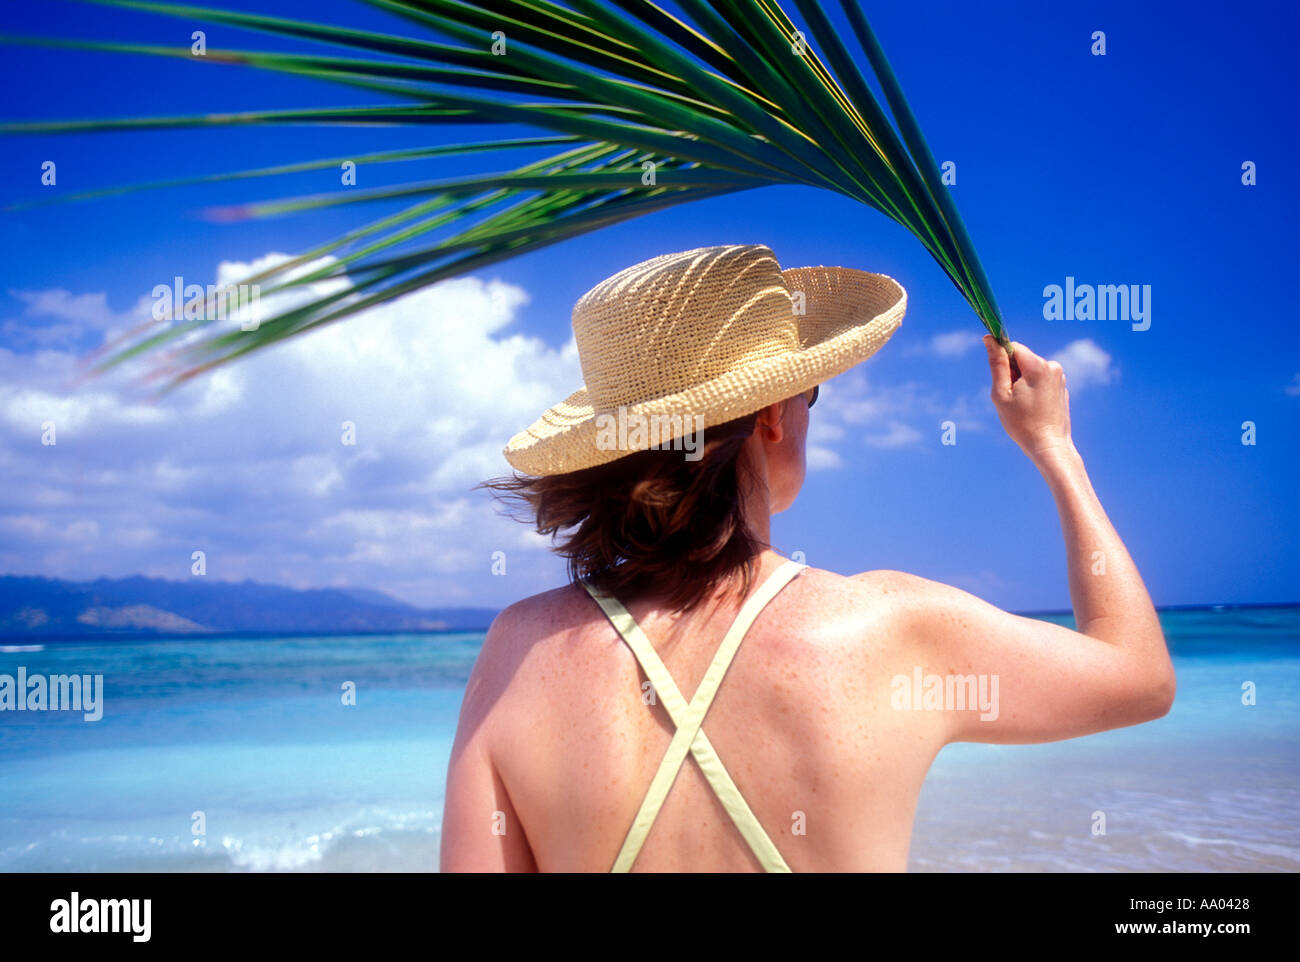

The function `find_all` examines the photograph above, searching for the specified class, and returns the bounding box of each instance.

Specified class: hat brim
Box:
[502,266,906,476]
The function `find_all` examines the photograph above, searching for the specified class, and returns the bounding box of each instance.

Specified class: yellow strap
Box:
[583,560,806,872]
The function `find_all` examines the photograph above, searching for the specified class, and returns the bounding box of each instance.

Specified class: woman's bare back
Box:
[460,555,950,871]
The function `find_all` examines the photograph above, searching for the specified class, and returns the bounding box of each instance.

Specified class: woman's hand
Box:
[983,336,1073,463]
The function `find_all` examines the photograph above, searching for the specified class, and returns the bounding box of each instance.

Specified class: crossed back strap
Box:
[582,559,807,872]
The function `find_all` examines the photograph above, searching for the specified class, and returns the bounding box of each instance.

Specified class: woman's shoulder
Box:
[481,582,593,654]
[463,584,592,711]
[790,565,949,610]
[495,580,591,622]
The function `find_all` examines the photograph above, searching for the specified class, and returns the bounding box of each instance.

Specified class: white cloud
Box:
[863,421,924,448]
[805,445,842,470]
[905,329,984,358]
[1051,338,1116,390]
[0,253,583,607]
[932,330,982,357]
[1285,373,1300,397]
[806,366,986,459]
[1,288,152,349]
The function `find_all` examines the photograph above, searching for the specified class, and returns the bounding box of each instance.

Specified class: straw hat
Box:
[502,243,906,476]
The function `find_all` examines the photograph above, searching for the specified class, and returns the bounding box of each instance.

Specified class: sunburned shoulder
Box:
[720,566,955,647]
[826,567,981,632]
[462,585,591,705]
[844,568,1004,644]
[848,568,951,599]
[800,566,954,607]
[485,582,592,649]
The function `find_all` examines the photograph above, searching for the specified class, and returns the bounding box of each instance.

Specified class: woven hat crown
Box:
[573,244,796,411]
[502,242,906,476]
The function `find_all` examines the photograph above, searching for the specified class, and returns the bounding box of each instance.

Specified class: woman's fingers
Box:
[983,335,1013,400]
[1008,341,1047,383]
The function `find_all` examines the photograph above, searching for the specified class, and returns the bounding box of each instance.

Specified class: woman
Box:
[440,244,1175,872]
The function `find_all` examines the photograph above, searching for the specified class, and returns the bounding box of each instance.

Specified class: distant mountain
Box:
[0,574,499,639]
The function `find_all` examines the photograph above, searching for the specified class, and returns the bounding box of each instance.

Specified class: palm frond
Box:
[0,0,1017,394]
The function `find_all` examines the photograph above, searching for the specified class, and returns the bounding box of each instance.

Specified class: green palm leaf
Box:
[1,0,1018,395]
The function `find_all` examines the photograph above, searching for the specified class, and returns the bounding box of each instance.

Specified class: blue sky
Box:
[0,0,1296,612]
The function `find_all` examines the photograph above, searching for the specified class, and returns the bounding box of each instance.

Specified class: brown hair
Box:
[481,411,765,612]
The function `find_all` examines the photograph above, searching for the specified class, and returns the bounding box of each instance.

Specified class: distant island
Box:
[0,574,500,639]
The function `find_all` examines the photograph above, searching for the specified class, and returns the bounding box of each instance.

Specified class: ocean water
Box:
[1,607,1297,872]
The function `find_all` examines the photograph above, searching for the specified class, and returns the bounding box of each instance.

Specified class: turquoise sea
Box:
[1,606,1297,872]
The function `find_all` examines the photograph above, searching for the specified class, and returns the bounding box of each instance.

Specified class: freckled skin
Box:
[443,370,1174,872]
[471,562,935,871]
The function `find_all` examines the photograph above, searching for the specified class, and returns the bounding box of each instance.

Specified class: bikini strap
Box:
[583,559,807,872]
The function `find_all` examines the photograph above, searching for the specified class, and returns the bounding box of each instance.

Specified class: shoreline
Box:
[3,599,1298,645]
